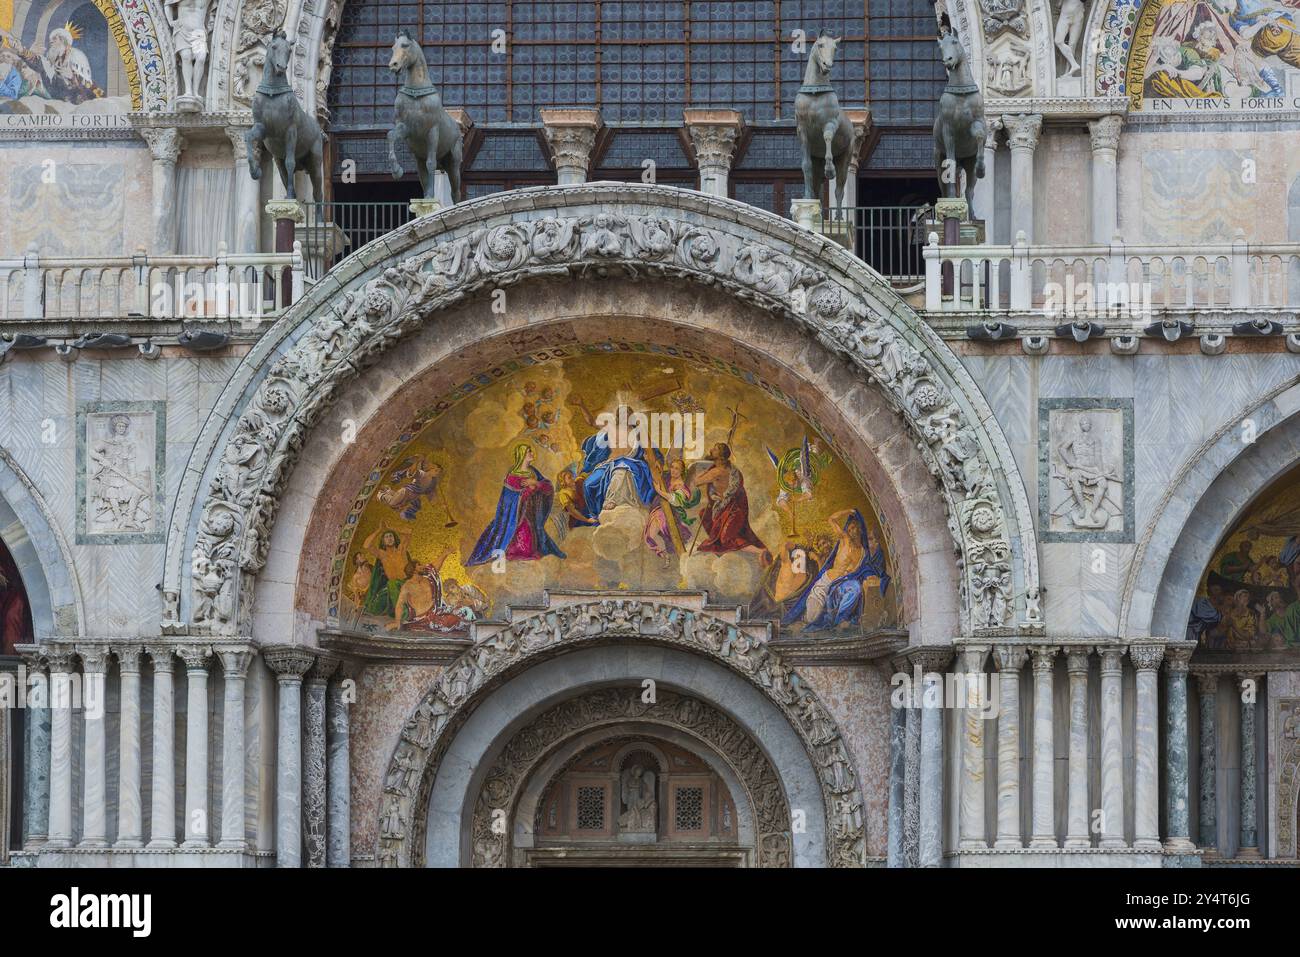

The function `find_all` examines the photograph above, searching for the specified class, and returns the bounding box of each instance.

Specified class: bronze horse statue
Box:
[794,34,854,212]
[387,29,464,203]
[933,17,986,217]
[245,30,324,204]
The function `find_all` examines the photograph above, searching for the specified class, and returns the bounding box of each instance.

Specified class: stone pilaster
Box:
[1163,644,1195,853]
[146,644,177,848]
[304,655,337,868]
[1099,647,1127,847]
[77,646,111,847]
[540,109,603,185]
[1087,115,1122,244]
[217,646,254,848]
[1195,671,1218,850]
[327,664,356,868]
[115,645,144,847]
[993,644,1027,848]
[887,681,906,866]
[914,649,952,867]
[226,126,261,254]
[1029,645,1058,848]
[140,127,184,254]
[21,651,49,848]
[264,645,315,867]
[1237,672,1262,857]
[959,644,990,849]
[1131,643,1165,849]
[45,650,76,848]
[1002,113,1042,243]
[1065,647,1092,848]
[683,109,743,199]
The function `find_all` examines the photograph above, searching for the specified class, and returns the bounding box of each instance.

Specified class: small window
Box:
[576,785,606,831]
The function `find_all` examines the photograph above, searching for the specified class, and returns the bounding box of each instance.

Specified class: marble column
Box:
[1029,645,1058,848]
[540,109,603,185]
[115,646,144,847]
[146,645,177,848]
[902,684,921,867]
[959,645,990,849]
[226,126,261,254]
[303,656,337,868]
[916,650,951,867]
[327,666,354,867]
[1131,644,1165,850]
[139,127,184,254]
[1087,115,1122,244]
[1099,647,1127,848]
[683,109,743,198]
[179,645,212,847]
[264,646,315,867]
[21,653,49,848]
[1237,672,1262,856]
[887,680,906,866]
[77,646,110,847]
[1164,644,1195,853]
[45,651,76,848]
[993,645,1027,848]
[973,116,1003,235]
[217,647,254,849]
[1002,113,1042,243]
[1065,647,1093,848]
[1195,672,1218,850]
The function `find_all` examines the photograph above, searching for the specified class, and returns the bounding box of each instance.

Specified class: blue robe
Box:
[783,510,890,631]
[579,432,659,520]
[467,467,565,565]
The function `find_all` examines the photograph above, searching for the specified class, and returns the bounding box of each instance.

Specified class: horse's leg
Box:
[822,122,837,182]
[308,139,325,215]
[282,125,299,200]
[833,150,850,215]
[388,124,406,180]
[942,127,958,200]
[423,126,441,200]
[446,137,464,203]
[963,155,979,218]
[246,123,265,180]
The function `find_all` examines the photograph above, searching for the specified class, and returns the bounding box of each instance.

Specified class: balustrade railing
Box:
[924,230,1300,317]
[0,243,303,322]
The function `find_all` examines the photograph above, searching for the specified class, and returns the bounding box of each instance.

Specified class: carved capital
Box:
[44,648,77,673]
[984,115,1004,152]
[1001,113,1042,151]
[305,654,340,685]
[144,644,176,671]
[76,645,112,675]
[1029,644,1058,673]
[686,123,741,171]
[217,646,256,678]
[909,647,954,676]
[1164,644,1194,674]
[225,126,251,163]
[114,645,145,674]
[1236,672,1264,689]
[960,644,990,672]
[1065,646,1093,674]
[994,643,1028,671]
[140,127,185,165]
[263,645,315,680]
[1195,671,1219,696]
[1088,115,1123,155]
[177,643,213,672]
[540,108,602,175]
[1099,646,1126,674]
[1129,643,1165,672]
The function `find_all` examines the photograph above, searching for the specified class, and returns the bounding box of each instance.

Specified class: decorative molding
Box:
[1276,698,1299,859]
[375,599,866,869]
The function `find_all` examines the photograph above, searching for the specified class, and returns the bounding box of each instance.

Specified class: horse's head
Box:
[937,22,965,72]
[389,28,423,75]
[811,34,840,75]
[266,29,292,77]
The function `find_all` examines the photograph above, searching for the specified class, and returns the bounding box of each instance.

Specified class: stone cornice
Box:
[768,630,908,665]
[317,628,471,664]
[986,96,1127,118]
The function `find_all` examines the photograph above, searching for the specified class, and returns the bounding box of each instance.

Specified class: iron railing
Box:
[820,205,929,283]
[300,201,414,280]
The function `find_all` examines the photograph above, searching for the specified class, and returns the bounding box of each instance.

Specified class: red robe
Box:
[698,471,765,554]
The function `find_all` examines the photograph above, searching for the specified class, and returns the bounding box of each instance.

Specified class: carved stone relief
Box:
[980,0,1029,37]
[1039,398,1134,543]
[375,599,865,868]
[985,35,1034,96]
[76,401,166,545]
[1278,697,1300,859]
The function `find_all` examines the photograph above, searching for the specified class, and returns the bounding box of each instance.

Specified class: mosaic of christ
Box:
[332,350,900,638]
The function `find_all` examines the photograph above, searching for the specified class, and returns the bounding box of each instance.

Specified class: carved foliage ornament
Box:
[375,600,865,868]
[470,689,793,867]
[187,207,1015,633]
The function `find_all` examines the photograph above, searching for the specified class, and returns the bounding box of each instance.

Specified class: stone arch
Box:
[98,0,174,111]
[375,599,862,868]
[1120,381,1300,639]
[468,692,784,867]
[0,448,84,639]
[164,184,1038,637]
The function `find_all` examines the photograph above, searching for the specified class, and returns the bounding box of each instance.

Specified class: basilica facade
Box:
[0,0,1298,869]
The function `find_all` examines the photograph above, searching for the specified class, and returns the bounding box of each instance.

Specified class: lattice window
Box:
[576,785,606,830]
[673,786,704,831]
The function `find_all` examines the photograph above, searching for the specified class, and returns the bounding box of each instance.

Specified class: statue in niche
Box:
[618,764,657,833]
[1055,0,1088,77]
[1053,414,1121,529]
[165,0,210,109]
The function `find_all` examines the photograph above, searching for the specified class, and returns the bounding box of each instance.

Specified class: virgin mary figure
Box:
[468,443,565,564]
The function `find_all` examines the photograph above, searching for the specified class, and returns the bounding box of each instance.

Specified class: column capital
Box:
[1029,644,1058,672]
[994,643,1028,671]
[140,126,185,165]
[144,643,176,669]
[305,654,340,685]
[1002,113,1043,151]
[177,643,213,672]
[1088,114,1123,154]
[225,125,251,162]
[907,647,954,675]
[217,645,256,677]
[1194,671,1219,694]
[1099,645,1126,673]
[984,114,1005,151]
[540,108,603,180]
[846,108,872,165]
[1130,643,1165,672]
[683,108,744,171]
[1065,647,1093,674]
[959,644,990,671]
[1164,644,1195,673]
[263,645,315,680]
[114,644,145,674]
[44,648,77,673]
[1235,671,1264,687]
[75,645,112,675]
